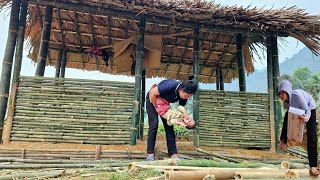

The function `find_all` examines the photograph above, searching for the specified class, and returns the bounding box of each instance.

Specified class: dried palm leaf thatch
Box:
[0,0,319,83]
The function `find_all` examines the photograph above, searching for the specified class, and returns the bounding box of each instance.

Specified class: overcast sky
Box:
[0,0,319,85]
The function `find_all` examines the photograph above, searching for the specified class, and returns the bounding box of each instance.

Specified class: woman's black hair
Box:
[180,75,198,94]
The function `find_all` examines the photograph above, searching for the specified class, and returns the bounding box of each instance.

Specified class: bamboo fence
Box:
[199,90,271,149]
[8,76,134,144]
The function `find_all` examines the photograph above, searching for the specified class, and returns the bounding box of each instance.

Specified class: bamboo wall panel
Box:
[199,90,271,149]
[10,76,134,144]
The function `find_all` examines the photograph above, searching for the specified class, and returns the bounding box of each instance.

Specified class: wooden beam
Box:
[28,0,289,36]
[35,5,53,76]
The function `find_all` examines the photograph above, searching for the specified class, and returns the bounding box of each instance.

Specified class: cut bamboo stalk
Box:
[280,161,306,169]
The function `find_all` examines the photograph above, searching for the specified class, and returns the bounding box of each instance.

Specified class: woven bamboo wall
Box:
[11,76,134,144]
[199,90,271,149]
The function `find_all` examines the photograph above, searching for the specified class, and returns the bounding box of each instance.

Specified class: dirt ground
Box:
[0,137,297,160]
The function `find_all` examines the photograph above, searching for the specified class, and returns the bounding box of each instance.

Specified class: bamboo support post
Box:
[236,33,246,92]
[219,69,224,90]
[266,35,276,152]
[130,15,145,145]
[215,67,220,90]
[0,0,21,138]
[2,84,17,144]
[271,35,282,152]
[35,5,53,76]
[193,23,200,147]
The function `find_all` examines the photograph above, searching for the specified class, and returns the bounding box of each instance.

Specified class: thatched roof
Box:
[1,0,320,83]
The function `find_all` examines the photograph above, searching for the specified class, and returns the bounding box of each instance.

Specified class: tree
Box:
[307,72,320,104]
[292,67,312,90]
[281,68,319,110]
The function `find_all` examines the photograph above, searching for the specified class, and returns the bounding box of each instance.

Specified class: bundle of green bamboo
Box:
[8,76,135,145]
[198,90,271,149]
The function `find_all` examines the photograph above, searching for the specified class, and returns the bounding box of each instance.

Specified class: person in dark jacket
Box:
[278,80,318,176]
[146,75,198,161]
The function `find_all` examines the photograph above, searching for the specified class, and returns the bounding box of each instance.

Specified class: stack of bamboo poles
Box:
[0,158,130,179]
[10,76,134,144]
[129,159,311,180]
[199,90,271,149]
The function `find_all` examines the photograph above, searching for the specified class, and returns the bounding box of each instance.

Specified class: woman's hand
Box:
[298,114,306,124]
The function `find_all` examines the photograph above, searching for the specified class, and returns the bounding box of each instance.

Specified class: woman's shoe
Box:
[309,167,319,176]
[146,155,155,161]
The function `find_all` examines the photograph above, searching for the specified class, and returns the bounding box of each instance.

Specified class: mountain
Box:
[219,47,320,93]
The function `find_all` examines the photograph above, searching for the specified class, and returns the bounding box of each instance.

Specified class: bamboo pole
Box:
[0,170,65,180]
[215,67,220,90]
[55,49,62,78]
[236,33,246,92]
[138,69,146,140]
[35,5,53,76]
[2,84,17,144]
[0,0,21,139]
[130,15,145,145]
[3,1,29,144]
[271,35,282,152]
[280,161,306,169]
[193,23,200,147]
[60,49,67,78]
[266,35,276,152]
[12,0,28,84]
[219,69,224,90]
[234,169,311,179]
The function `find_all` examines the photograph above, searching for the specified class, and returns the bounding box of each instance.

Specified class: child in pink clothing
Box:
[155,97,195,128]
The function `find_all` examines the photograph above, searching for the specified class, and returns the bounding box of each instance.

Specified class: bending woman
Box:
[146,75,198,160]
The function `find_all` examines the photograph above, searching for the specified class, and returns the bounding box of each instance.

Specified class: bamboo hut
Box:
[0,0,319,151]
